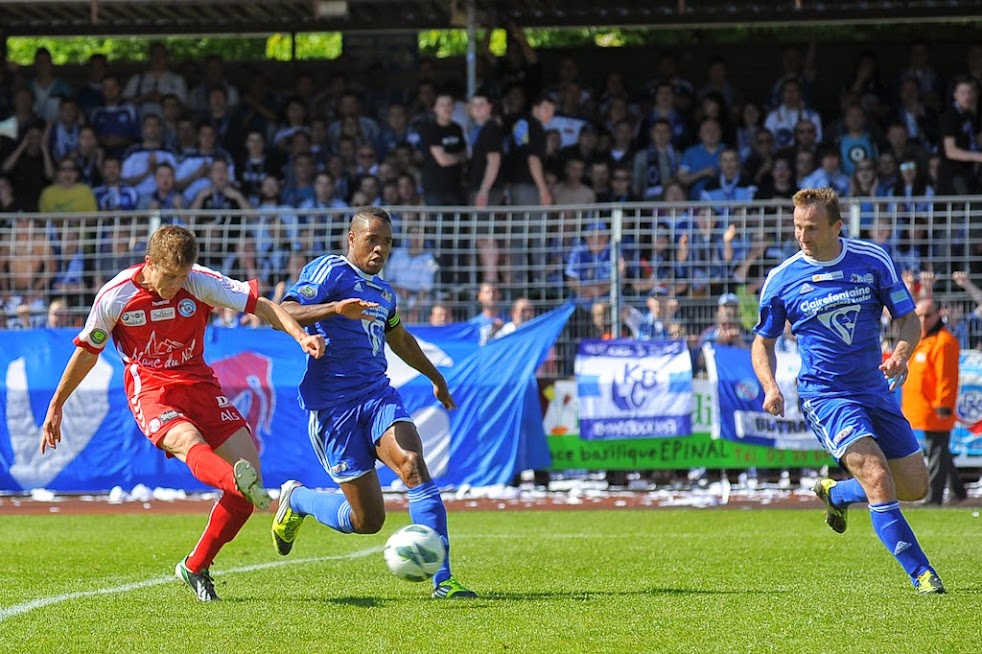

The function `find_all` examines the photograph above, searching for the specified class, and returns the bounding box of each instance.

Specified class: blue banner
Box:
[575,339,693,441]
[0,304,573,492]
[708,343,821,450]
[953,350,982,456]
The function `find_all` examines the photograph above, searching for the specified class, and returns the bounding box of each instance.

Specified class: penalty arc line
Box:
[0,546,382,623]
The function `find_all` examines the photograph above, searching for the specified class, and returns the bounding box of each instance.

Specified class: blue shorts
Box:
[307,386,413,483]
[800,393,921,462]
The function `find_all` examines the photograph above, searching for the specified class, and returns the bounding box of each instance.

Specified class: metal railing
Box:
[2,195,981,376]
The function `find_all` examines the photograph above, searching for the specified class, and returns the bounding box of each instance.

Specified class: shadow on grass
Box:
[302,587,788,607]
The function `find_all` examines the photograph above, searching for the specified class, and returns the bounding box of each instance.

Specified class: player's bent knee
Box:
[351,511,386,534]
[393,451,429,487]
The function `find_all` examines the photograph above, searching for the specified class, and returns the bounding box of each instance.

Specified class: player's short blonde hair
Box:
[147,225,198,269]
[792,187,842,224]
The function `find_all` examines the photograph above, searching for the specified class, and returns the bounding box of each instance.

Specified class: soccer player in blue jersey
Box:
[751,188,945,594]
[273,206,477,599]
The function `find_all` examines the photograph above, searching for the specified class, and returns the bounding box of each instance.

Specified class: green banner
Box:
[543,378,834,471]
[547,432,835,471]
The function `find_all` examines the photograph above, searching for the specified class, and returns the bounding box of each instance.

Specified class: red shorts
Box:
[130,380,249,452]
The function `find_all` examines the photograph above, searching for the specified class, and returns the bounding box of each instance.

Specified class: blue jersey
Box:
[755,238,915,399]
[286,254,400,409]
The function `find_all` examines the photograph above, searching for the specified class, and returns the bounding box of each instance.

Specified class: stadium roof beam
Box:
[0,0,980,37]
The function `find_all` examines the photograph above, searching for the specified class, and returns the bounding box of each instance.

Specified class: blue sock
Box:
[290,486,354,534]
[869,501,932,583]
[408,480,451,586]
[829,478,868,507]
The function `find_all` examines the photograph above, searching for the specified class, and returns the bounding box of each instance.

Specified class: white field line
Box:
[0,546,381,623]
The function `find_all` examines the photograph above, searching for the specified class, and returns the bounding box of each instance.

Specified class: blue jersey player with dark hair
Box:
[752,187,945,594]
[273,206,477,599]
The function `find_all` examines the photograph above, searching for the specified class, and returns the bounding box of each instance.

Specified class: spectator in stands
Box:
[765,78,823,151]
[176,122,235,205]
[0,175,24,214]
[189,53,239,117]
[493,296,536,340]
[190,158,250,255]
[801,145,850,196]
[28,47,73,122]
[376,103,417,159]
[236,130,279,204]
[236,69,278,144]
[632,118,679,200]
[605,118,637,168]
[199,86,243,157]
[75,53,108,117]
[631,223,683,298]
[271,97,310,154]
[72,125,104,188]
[123,42,189,119]
[936,76,982,196]
[607,165,638,204]
[836,103,877,176]
[328,91,380,148]
[698,294,751,351]
[897,40,945,113]
[640,81,689,151]
[93,156,140,212]
[48,98,83,162]
[675,207,728,298]
[8,87,40,139]
[281,151,317,208]
[742,128,776,187]
[121,113,179,198]
[951,271,982,349]
[46,297,72,328]
[735,101,763,162]
[678,117,725,200]
[469,281,506,344]
[638,295,681,340]
[298,171,349,227]
[755,154,797,200]
[777,118,819,165]
[39,157,97,214]
[383,223,438,324]
[700,147,756,206]
[793,148,817,189]
[767,41,817,109]
[1,215,56,311]
[892,76,939,150]
[888,158,934,215]
[565,221,623,305]
[553,155,596,206]
[883,122,931,174]
[876,150,900,195]
[50,222,89,301]
[138,162,186,220]
[429,303,453,327]
[848,159,883,229]
[418,90,465,206]
[843,50,888,123]
[2,121,53,209]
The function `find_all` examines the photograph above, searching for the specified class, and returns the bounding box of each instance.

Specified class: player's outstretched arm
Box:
[280,299,378,328]
[880,311,920,390]
[253,297,325,359]
[751,334,784,417]
[41,347,100,453]
[387,322,457,410]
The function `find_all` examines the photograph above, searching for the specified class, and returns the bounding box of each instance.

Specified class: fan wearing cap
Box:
[39,156,97,213]
[697,293,751,351]
[564,221,626,304]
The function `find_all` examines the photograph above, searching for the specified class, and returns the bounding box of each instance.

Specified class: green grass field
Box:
[2,508,980,654]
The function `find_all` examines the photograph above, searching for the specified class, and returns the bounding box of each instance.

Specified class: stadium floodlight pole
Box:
[610,206,623,339]
[465,0,476,99]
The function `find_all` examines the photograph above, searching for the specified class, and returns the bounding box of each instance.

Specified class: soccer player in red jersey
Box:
[39,225,325,601]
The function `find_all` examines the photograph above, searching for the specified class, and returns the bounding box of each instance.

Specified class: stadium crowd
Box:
[1,34,982,357]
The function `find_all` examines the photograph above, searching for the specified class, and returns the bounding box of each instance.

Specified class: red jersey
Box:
[75,263,259,394]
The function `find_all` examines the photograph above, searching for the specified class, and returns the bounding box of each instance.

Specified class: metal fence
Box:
[2,195,982,376]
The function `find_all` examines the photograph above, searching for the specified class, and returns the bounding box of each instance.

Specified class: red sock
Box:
[185,442,238,495]
[185,492,254,572]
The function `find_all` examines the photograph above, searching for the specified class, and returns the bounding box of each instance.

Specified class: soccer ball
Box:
[383,524,446,582]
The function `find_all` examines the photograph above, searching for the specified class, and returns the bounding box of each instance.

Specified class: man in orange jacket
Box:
[902,298,967,505]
